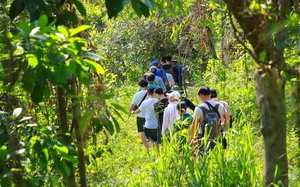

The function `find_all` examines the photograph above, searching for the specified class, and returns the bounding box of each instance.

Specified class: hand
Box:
[131,110,135,114]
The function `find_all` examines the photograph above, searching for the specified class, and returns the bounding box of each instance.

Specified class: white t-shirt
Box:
[162,101,179,133]
[131,90,148,118]
[166,73,175,86]
[139,97,158,129]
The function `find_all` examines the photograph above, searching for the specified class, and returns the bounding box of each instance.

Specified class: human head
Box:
[154,87,164,95]
[150,67,157,75]
[143,73,150,80]
[197,86,211,101]
[151,60,158,67]
[168,85,184,94]
[172,59,178,65]
[138,79,148,88]
[160,56,166,64]
[210,88,218,98]
[166,91,181,103]
[165,55,172,64]
[177,101,187,114]
[147,73,155,83]
[147,87,155,96]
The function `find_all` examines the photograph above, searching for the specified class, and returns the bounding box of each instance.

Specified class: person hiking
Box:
[162,64,175,88]
[131,87,159,154]
[168,85,196,111]
[174,102,193,154]
[162,91,181,135]
[150,60,169,88]
[153,88,168,144]
[148,69,166,93]
[165,55,180,85]
[189,86,230,151]
[210,88,233,129]
[172,59,184,88]
[129,80,149,150]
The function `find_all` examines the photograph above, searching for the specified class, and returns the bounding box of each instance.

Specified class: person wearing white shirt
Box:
[162,91,181,134]
[129,80,149,150]
[131,88,159,154]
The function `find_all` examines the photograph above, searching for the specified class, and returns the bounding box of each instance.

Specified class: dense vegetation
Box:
[0,0,299,186]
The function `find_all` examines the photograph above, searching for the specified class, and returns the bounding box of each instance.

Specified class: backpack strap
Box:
[204,101,220,118]
[138,93,147,107]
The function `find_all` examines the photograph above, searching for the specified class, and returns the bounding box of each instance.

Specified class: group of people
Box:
[129,56,231,155]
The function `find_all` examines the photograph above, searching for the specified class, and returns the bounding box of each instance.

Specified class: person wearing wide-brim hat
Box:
[168,85,196,111]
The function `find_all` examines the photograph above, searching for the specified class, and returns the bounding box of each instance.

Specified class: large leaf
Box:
[100,114,114,135]
[75,63,90,86]
[139,1,150,17]
[111,115,120,133]
[13,108,22,117]
[105,0,117,18]
[145,0,155,10]
[31,83,44,104]
[69,25,91,37]
[84,59,105,75]
[131,0,142,17]
[9,0,25,20]
[71,0,87,16]
[25,0,36,13]
[91,118,103,133]
[79,109,94,133]
[54,159,70,177]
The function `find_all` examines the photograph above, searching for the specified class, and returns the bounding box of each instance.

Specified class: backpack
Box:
[198,101,221,140]
[169,65,179,84]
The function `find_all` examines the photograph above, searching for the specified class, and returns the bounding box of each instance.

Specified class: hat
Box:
[150,67,157,75]
[151,60,158,66]
[210,88,217,98]
[197,86,211,95]
[166,91,181,100]
[168,85,184,93]
[138,79,148,87]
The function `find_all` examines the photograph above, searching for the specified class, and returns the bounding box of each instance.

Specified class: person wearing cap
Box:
[131,88,159,154]
[210,88,232,128]
[150,60,169,87]
[189,86,230,148]
[129,80,149,150]
[162,91,181,134]
[162,64,175,87]
[169,85,196,111]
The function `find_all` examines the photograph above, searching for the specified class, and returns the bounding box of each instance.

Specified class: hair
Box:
[147,87,156,95]
[210,88,218,98]
[177,101,187,113]
[147,73,155,82]
[138,79,148,87]
[165,55,172,61]
[197,86,211,96]
[143,73,150,80]
[161,56,166,63]
[154,88,164,95]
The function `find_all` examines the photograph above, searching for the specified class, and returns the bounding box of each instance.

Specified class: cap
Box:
[168,85,184,93]
[151,60,158,66]
[197,86,211,95]
[166,91,181,100]
[150,67,157,75]
[138,79,148,87]
[210,88,217,98]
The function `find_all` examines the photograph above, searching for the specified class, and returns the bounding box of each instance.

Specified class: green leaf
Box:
[69,25,91,37]
[31,83,43,104]
[91,118,103,133]
[106,0,117,18]
[111,115,120,132]
[86,96,101,101]
[71,0,87,16]
[57,26,69,38]
[111,103,130,115]
[131,0,142,17]
[56,65,68,83]
[140,1,150,17]
[145,0,154,10]
[53,144,69,154]
[84,59,105,75]
[62,10,78,24]
[58,153,78,164]
[100,114,114,135]
[54,159,70,177]
[79,109,94,133]
[9,0,25,20]
[100,93,114,99]
[76,63,90,86]
[38,15,48,27]
[66,60,77,74]
[27,54,38,68]
[47,51,65,65]
[25,1,36,13]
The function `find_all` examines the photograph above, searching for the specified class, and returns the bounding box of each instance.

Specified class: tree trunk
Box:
[254,70,288,186]
[223,0,289,186]
[70,77,87,187]
[57,87,76,187]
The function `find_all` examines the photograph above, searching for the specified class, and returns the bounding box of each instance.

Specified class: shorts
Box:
[136,117,145,132]
[144,127,158,142]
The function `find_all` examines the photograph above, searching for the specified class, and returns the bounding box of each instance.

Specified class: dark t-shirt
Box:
[154,98,168,129]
